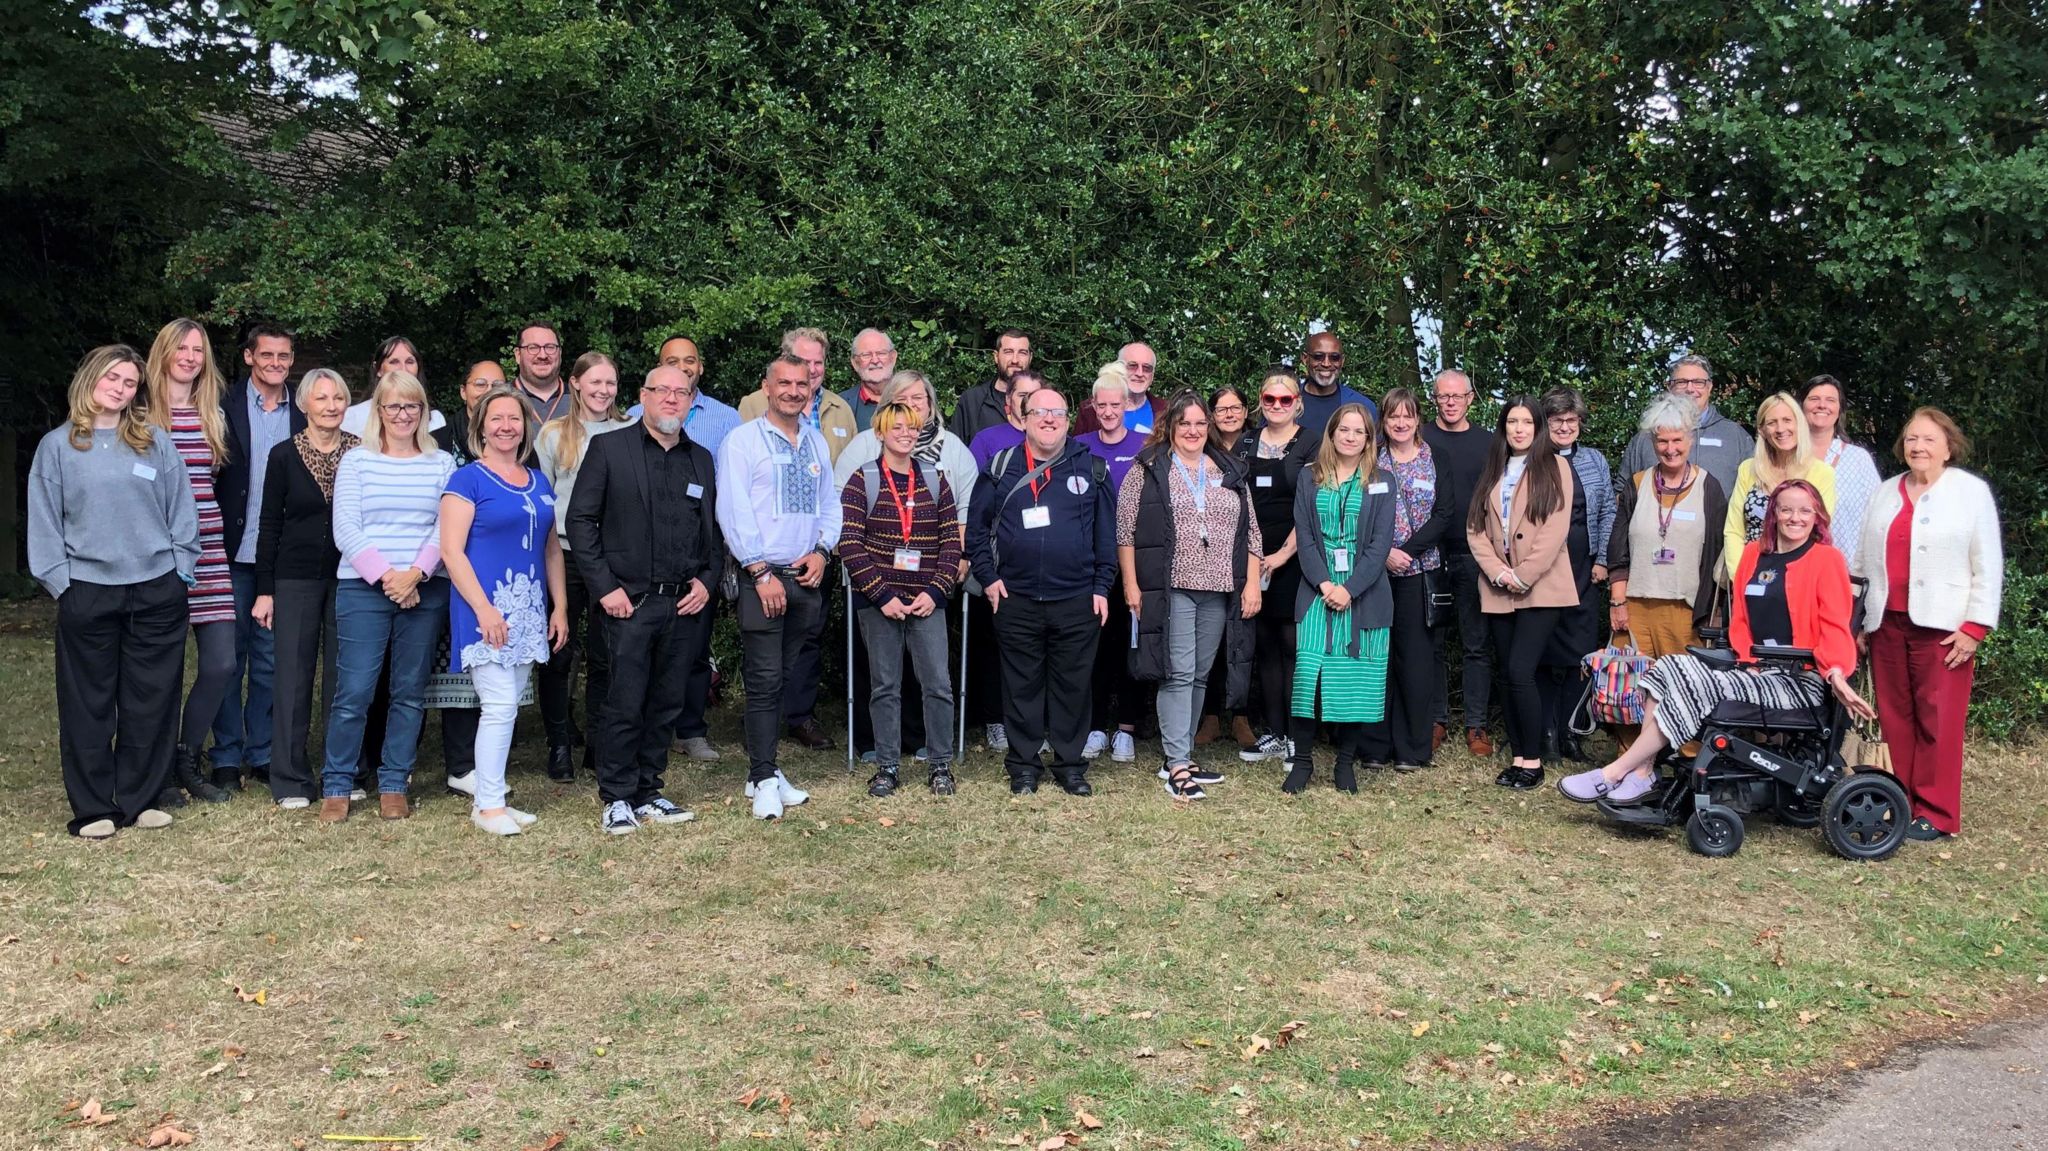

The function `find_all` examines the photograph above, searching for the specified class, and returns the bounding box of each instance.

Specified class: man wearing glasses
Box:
[1075,342,1163,436]
[512,321,572,423]
[1618,354,1754,494]
[839,328,898,431]
[966,387,1116,795]
[1421,368,1498,758]
[1297,331,1377,433]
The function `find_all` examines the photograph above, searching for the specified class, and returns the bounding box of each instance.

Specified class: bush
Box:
[1969,561,2048,742]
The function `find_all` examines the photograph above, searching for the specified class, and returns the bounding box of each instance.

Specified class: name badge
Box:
[1412,479,1435,491]
[893,548,922,572]
[1745,583,1767,597]
[132,462,158,481]
[1368,482,1390,495]
[1672,510,1697,522]
[1021,506,1052,530]
[832,427,848,437]
[686,482,704,500]
[1331,548,1350,573]
[539,494,556,507]
[1700,437,1723,447]
[1652,547,1677,566]
[1255,475,1274,488]
[1208,477,1223,488]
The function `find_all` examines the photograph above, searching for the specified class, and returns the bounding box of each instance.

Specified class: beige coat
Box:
[737,387,860,463]
[1468,455,1578,612]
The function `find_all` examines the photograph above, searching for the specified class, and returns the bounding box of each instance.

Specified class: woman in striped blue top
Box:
[320,371,455,823]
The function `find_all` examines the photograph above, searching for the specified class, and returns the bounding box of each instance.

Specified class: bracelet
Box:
[1610,600,1626,607]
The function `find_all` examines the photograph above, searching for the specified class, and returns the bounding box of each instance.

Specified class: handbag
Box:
[1580,644,1652,726]
[1839,667,1890,773]
[1421,567,1454,630]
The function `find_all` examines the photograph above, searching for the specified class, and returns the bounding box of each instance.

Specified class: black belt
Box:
[647,581,688,597]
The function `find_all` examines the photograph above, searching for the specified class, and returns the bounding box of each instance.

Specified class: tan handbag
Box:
[1841,668,1890,773]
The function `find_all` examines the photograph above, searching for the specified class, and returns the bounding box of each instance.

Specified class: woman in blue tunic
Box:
[440,386,568,835]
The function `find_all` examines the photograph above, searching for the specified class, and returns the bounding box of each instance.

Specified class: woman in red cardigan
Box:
[1558,479,1874,804]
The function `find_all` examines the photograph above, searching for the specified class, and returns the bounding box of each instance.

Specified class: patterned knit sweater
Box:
[838,463,962,608]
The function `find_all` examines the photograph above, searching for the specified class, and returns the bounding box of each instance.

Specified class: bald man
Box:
[1074,342,1165,436]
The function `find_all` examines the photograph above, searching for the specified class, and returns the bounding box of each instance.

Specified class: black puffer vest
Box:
[1128,446,1256,708]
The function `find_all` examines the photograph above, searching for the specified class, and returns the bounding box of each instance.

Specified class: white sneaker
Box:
[78,818,116,840]
[446,772,477,796]
[1082,731,1108,759]
[985,723,1009,751]
[601,800,638,835]
[349,788,368,801]
[473,810,523,836]
[507,807,538,828]
[634,796,696,825]
[133,808,172,830]
[1112,731,1136,762]
[744,771,807,806]
[277,797,310,811]
[751,783,785,821]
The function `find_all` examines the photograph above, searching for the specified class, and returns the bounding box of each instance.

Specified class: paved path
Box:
[1510,1014,2047,1151]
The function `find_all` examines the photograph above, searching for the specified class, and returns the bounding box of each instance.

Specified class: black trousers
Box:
[965,593,1003,726]
[673,601,717,741]
[1359,574,1435,765]
[994,594,1100,783]
[599,592,711,806]
[1432,550,1493,731]
[738,574,824,782]
[1089,592,1146,732]
[55,573,187,834]
[783,570,828,728]
[1488,607,1563,760]
[850,593,932,756]
[442,707,479,779]
[1251,563,1300,736]
[539,557,607,749]
[268,577,337,804]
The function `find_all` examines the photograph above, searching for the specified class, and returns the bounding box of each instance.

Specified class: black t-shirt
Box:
[1421,422,1492,553]
[1743,539,1810,650]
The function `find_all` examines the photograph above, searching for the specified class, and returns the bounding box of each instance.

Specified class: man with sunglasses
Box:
[1075,342,1164,436]
[1618,354,1754,495]
[1297,331,1377,433]
[1421,368,1498,758]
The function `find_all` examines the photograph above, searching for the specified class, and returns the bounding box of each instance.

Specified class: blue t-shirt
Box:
[444,462,557,672]
[1076,431,1143,491]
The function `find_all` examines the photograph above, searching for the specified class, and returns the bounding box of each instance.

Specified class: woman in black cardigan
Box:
[250,369,357,808]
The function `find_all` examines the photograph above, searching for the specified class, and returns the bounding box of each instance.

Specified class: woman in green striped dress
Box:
[1284,403,1398,793]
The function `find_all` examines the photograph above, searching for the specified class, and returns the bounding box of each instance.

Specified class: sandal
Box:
[1163,764,1206,801]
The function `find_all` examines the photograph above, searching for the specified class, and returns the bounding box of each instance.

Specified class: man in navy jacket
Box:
[966,386,1116,795]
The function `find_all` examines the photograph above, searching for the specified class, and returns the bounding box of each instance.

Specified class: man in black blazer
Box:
[567,364,724,835]
[213,324,308,790]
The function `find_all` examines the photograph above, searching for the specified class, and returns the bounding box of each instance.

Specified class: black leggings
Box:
[1488,608,1563,760]
[181,621,239,751]
[1359,574,1434,764]
[1251,567,1299,735]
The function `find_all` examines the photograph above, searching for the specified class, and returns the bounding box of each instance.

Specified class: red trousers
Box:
[1868,613,1973,834]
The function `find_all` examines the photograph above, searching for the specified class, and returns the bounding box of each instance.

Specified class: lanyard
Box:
[1025,447,1046,503]
[685,401,700,427]
[1653,467,1692,541]
[1172,453,1211,546]
[882,464,917,541]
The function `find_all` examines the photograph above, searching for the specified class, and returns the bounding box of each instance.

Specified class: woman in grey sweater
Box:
[28,345,200,839]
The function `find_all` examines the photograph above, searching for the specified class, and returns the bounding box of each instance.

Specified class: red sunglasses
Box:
[1260,394,1296,408]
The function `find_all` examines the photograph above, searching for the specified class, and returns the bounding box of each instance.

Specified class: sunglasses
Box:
[1260,394,1296,408]
[1307,352,1343,363]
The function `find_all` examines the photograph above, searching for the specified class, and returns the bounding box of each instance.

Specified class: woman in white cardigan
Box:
[1852,407,2002,842]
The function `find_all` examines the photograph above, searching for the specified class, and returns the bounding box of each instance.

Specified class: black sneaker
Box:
[1158,765,1225,785]
[1392,761,1427,773]
[867,769,899,798]
[1904,817,1951,841]
[1239,733,1289,762]
[601,800,639,835]
[927,767,956,796]
[1494,765,1521,787]
[1503,766,1545,791]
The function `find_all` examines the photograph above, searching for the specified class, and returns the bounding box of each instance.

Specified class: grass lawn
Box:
[1,602,2043,1151]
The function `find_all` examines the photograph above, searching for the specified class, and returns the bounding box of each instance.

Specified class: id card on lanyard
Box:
[1021,448,1052,528]
[883,465,922,569]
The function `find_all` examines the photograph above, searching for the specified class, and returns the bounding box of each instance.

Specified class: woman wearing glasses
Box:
[1356,387,1453,772]
[1197,385,1257,747]
[320,371,454,822]
[1227,369,1319,762]
[1536,387,1614,762]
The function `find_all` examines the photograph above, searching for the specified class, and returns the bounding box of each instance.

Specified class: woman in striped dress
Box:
[1282,403,1396,794]
[142,319,236,807]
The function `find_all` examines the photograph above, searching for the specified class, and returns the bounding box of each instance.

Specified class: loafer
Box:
[1009,778,1039,796]
[1057,775,1093,797]
[1557,768,1614,803]
[132,808,173,830]
[473,810,523,836]
[1494,765,1521,787]
[1431,723,1447,753]
[78,818,117,840]
[674,736,722,762]
[1606,772,1657,805]
[1500,766,1544,791]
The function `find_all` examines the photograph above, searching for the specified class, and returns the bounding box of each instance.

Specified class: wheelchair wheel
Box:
[1773,788,1823,829]
[1821,772,1910,861]
[1686,804,1745,858]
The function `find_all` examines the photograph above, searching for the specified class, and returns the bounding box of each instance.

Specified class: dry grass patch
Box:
[0,609,2043,1149]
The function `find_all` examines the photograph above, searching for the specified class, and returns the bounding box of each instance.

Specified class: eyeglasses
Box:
[1432,391,1473,402]
[852,351,895,363]
[1260,394,1296,408]
[1124,361,1155,373]
[645,386,694,402]
[380,402,425,416]
[1027,408,1070,420]
[1306,352,1343,363]
[1665,376,1711,388]
[517,342,562,354]
[1212,404,1246,416]
[1547,415,1580,427]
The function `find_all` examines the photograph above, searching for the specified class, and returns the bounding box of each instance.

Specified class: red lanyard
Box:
[1025,447,1045,503]
[882,464,917,541]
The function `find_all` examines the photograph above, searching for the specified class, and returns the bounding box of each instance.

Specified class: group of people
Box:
[30,321,2002,847]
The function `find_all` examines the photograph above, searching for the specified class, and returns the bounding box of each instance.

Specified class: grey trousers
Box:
[857,606,955,771]
[1156,589,1228,767]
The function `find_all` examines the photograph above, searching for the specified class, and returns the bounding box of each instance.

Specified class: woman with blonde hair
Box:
[534,351,631,779]
[321,370,454,822]
[142,318,239,806]
[1723,392,1836,579]
[29,345,199,837]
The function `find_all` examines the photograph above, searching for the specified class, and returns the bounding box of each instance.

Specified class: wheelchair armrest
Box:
[1686,646,1740,668]
[1750,644,1815,667]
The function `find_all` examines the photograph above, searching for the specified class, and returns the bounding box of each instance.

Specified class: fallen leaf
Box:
[143,1123,196,1147]
[1076,1110,1102,1130]
[857,1108,878,1130]
[1242,1035,1271,1059]
[232,986,267,1006]
[1410,1021,1431,1038]
[222,1046,244,1060]
[1275,1020,1308,1049]
[878,817,897,828]
[526,1059,554,1071]
[1133,1046,1155,1058]
[508,922,526,930]
[520,1134,566,1151]
[736,1086,762,1109]
[75,1097,117,1127]
[1036,1134,1080,1151]
[1126,1010,1154,1020]
[199,1061,230,1079]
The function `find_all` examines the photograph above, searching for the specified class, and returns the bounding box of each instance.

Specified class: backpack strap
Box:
[859,459,883,517]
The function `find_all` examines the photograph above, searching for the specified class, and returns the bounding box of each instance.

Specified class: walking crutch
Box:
[957,590,971,758]
[844,565,857,773]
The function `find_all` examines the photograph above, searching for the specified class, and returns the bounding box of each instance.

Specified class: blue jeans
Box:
[321,577,448,798]
[211,564,275,769]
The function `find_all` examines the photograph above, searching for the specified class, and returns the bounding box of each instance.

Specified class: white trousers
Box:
[470,661,533,810]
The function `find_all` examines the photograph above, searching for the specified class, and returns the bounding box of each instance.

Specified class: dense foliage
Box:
[8,0,2046,729]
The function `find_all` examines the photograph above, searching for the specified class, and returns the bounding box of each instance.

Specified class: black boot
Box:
[1057,771,1093,797]
[546,744,575,782]
[1280,752,1313,795]
[155,786,189,809]
[1333,754,1358,794]
[867,768,899,798]
[928,766,956,796]
[179,745,232,804]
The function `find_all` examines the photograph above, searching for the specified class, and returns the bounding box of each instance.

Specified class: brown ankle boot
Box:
[319,797,350,823]
[1195,714,1221,745]
[379,793,411,820]
[1230,715,1257,748]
